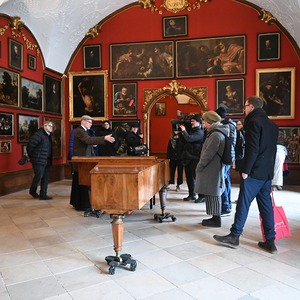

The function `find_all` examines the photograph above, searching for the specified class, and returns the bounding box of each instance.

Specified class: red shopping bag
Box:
[260,192,292,241]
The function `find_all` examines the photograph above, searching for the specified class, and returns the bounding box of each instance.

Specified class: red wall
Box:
[0,15,63,174]
[65,0,300,154]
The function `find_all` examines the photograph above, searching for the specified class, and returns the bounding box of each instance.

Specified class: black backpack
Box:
[213,129,234,165]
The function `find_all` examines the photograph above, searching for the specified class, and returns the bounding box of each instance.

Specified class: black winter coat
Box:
[243,108,278,180]
[27,128,53,166]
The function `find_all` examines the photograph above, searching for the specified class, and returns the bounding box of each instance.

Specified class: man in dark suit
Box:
[213,96,279,254]
[70,115,115,212]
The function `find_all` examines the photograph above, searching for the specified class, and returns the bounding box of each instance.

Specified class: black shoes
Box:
[29,191,39,199]
[202,215,221,227]
[183,195,197,201]
[195,197,205,203]
[213,233,239,248]
[258,239,277,254]
[39,195,53,200]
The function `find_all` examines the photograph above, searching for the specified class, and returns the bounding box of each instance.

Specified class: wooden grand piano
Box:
[71,156,175,274]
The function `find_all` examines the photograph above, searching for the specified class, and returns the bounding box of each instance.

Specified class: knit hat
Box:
[81,115,94,121]
[191,114,202,123]
[215,106,227,118]
[203,111,221,124]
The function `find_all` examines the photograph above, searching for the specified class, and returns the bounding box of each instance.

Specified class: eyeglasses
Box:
[85,120,93,124]
[243,104,250,109]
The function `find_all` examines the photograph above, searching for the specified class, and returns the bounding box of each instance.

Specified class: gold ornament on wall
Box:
[86,24,102,38]
[259,9,277,24]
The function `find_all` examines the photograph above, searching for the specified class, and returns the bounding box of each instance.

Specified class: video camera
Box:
[171,114,197,133]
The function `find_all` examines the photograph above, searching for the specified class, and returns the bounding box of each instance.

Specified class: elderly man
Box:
[27,120,55,200]
[70,115,115,212]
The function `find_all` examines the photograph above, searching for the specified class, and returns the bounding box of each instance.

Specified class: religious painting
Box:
[258,32,280,61]
[0,112,14,137]
[44,75,62,114]
[111,120,140,156]
[0,140,11,153]
[0,67,20,107]
[69,71,108,122]
[44,116,62,158]
[83,44,101,69]
[216,78,245,115]
[110,41,174,80]
[278,127,300,163]
[112,83,137,117]
[163,15,187,38]
[17,114,39,143]
[9,38,23,71]
[176,35,246,78]
[256,67,295,119]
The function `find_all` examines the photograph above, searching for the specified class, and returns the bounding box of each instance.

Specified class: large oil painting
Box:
[176,35,246,78]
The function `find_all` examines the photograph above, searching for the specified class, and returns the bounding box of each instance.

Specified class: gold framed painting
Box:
[256,67,295,119]
[69,71,108,122]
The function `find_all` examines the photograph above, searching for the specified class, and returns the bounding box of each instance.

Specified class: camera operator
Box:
[179,114,205,202]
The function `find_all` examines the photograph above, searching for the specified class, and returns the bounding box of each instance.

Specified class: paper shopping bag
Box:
[260,192,292,241]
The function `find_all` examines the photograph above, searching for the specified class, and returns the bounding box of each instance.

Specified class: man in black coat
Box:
[214,96,279,254]
[27,121,54,200]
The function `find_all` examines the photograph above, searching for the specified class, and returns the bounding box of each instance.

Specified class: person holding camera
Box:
[179,114,205,202]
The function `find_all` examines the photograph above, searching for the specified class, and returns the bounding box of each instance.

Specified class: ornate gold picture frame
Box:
[69,71,108,122]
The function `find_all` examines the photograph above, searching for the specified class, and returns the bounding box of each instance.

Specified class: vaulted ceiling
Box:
[0,0,299,74]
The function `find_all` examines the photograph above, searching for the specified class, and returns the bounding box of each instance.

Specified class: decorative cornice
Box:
[259,8,277,24]
[139,0,209,14]
[9,16,24,37]
[163,80,186,95]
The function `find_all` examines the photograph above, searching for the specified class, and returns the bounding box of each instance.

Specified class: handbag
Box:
[260,191,292,241]
[131,144,148,155]
[18,155,29,165]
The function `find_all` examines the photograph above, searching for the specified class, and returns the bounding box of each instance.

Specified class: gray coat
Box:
[194,122,229,197]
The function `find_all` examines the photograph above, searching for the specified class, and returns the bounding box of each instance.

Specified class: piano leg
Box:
[154,185,177,223]
[105,214,137,275]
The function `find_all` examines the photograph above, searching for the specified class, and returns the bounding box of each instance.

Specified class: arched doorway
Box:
[142,80,208,155]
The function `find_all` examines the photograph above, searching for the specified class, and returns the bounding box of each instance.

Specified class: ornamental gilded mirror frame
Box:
[142,80,208,149]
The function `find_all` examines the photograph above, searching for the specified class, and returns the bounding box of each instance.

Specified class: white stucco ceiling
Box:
[0,0,299,74]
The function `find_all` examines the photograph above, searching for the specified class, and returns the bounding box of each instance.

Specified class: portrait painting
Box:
[216,78,245,115]
[18,114,39,143]
[111,120,140,156]
[163,15,187,38]
[155,102,166,116]
[258,32,280,61]
[0,140,11,154]
[112,83,137,116]
[69,71,108,122]
[21,77,43,111]
[0,112,14,137]
[9,38,23,71]
[256,67,295,119]
[28,54,36,70]
[278,127,300,163]
[44,75,62,114]
[44,117,62,158]
[0,67,20,107]
[110,41,174,80]
[176,35,246,78]
[83,45,101,69]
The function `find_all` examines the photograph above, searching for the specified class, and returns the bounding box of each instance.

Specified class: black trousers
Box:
[30,163,50,196]
[169,159,183,185]
[70,171,91,211]
[184,159,199,196]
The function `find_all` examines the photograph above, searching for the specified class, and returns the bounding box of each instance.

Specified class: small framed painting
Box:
[17,114,39,143]
[28,54,36,70]
[9,38,23,71]
[155,102,166,116]
[0,112,14,137]
[258,32,280,61]
[163,15,188,38]
[0,140,11,153]
[83,45,101,69]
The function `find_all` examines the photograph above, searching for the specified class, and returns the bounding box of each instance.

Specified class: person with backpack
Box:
[215,106,237,216]
[195,111,229,227]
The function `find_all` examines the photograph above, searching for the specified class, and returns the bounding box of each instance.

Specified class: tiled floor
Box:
[0,180,300,300]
